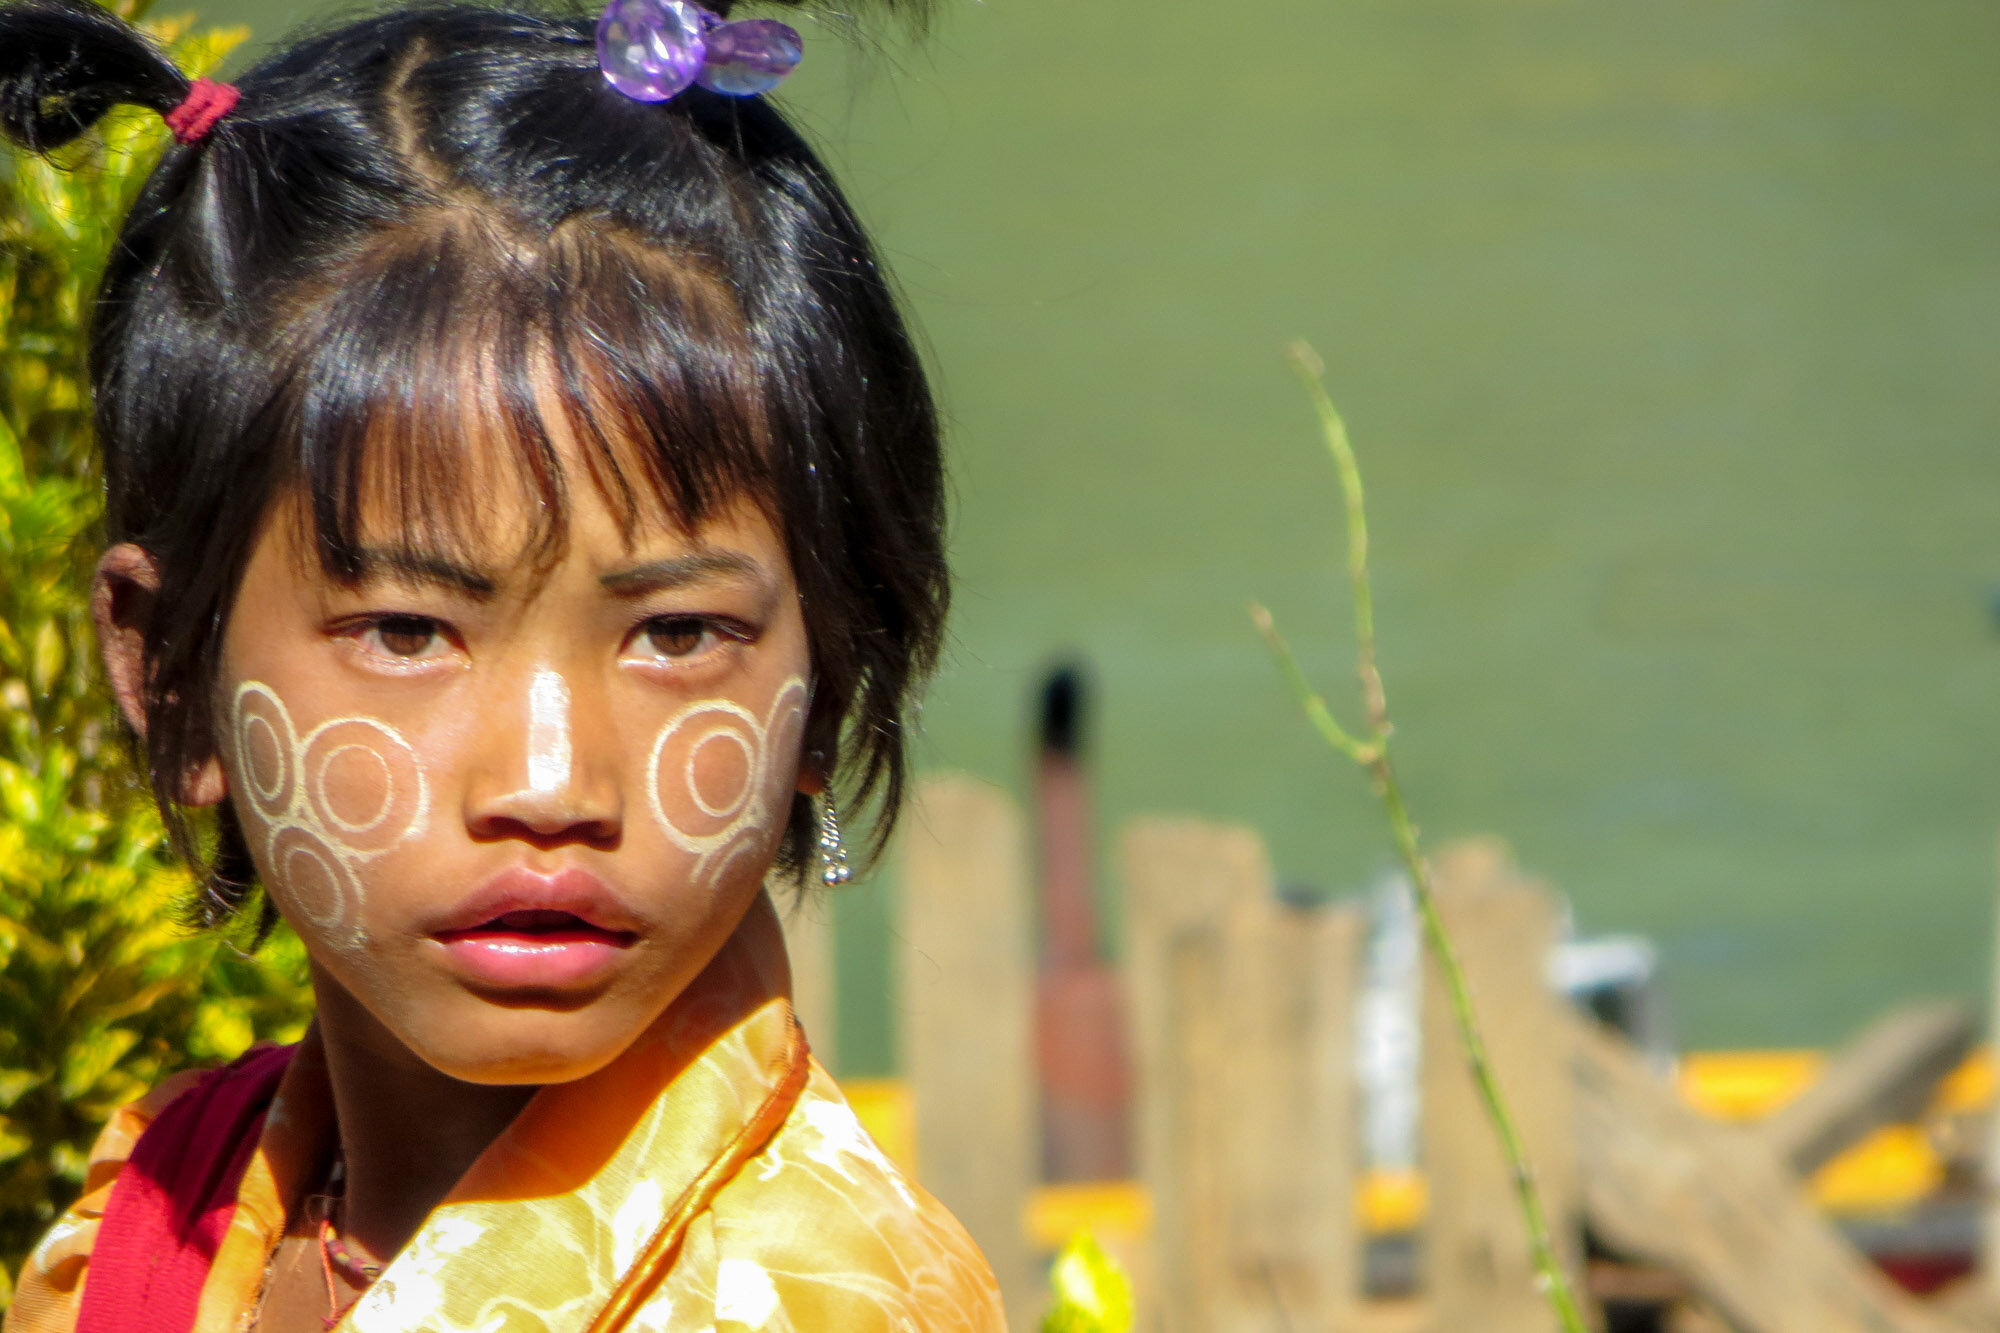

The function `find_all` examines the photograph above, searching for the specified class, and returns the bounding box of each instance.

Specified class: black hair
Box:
[0,0,947,921]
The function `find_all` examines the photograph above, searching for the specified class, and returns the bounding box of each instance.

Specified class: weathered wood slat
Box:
[1572,1014,1971,1333]
[1122,818,1363,1333]
[1983,832,2000,1295]
[900,775,1039,1328]
[1123,818,1258,1333]
[1420,839,1585,1333]
[1962,835,2000,1322]
[1222,889,1364,1331]
[1757,1000,1976,1176]
[1931,1279,2000,1333]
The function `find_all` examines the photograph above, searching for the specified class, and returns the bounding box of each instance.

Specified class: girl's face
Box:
[213,423,811,1086]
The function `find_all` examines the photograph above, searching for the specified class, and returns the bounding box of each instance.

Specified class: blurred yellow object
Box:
[1359,1168,1427,1234]
[1042,1232,1135,1333]
[1934,1047,1995,1114]
[1026,1183,1151,1251]
[1677,1049,1823,1121]
[842,1077,916,1174]
[1811,1124,1944,1213]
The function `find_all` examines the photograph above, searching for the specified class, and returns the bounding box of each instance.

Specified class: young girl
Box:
[0,0,1004,1328]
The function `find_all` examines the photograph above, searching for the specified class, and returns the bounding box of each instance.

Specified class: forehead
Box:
[318,403,789,588]
[277,215,775,587]
[298,351,783,587]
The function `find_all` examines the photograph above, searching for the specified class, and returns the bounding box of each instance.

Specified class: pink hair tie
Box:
[164,78,239,145]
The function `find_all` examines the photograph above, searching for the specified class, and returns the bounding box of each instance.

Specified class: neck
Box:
[309,965,537,1263]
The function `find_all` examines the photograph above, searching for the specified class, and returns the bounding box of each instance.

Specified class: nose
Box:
[465,665,621,847]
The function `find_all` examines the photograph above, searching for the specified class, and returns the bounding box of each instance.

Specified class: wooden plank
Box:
[1931,1279,2000,1333]
[1349,1299,1428,1333]
[1572,1013,1971,1333]
[900,775,1039,1328]
[1123,817,1364,1333]
[1221,891,1365,1331]
[779,884,838,1075]
[1663,1305,1737,1333]
[1121,817,1250,1333]
[1756,1000,1975,1176]
[1984,830,2000,1290]
[1420,839,1584,1333]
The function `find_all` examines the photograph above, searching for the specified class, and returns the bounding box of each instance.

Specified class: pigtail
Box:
[0,0,188,153]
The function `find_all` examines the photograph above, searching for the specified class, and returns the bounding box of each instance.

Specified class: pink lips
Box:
[430,867,638,991]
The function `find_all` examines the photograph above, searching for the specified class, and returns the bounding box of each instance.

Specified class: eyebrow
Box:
[600,550,765,595]
[348,546,497,597]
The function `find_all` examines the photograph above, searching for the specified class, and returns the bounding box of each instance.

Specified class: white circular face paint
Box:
[232,680,431,945]
[645,675,808,895]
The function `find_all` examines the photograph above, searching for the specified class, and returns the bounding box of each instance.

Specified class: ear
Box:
[92,544,228,807]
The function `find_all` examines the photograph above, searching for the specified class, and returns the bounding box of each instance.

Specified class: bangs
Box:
[270,209,772,574]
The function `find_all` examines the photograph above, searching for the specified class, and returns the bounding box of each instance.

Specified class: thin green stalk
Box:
[1248,605,1377,766]
[1256,342,1588,1333]
[1288,344,1388,735]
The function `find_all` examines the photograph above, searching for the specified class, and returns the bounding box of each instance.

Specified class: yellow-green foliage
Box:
[0,4,312,1294]
[1041,1233,1134,1333]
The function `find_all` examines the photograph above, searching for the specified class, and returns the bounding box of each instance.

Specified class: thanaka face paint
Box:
[231,680,430,947]
[524,668,574,795]
[646,675,807,894]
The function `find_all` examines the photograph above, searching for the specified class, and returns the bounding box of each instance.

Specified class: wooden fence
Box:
[785,774,1987,1333]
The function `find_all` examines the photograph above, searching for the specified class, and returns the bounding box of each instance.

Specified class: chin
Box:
[400,1003,644,1087]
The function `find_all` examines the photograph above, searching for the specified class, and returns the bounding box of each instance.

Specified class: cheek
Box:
[646,677,807,892]
[236,688,297,813]
[228,682,430,946]
[267,827,363,935]
[304,721,427,853]
[690,730,754,817]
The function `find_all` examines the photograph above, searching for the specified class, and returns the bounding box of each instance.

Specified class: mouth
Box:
[437,909,639,947]
[430,875,640,991]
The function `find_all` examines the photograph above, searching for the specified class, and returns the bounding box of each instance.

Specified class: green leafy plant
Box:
[1252,343,1589,1333]
[0,4,312,1295]
[1040,1233,1134,1333]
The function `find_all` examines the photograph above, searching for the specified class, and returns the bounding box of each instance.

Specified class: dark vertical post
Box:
[1034,662,1134,1182]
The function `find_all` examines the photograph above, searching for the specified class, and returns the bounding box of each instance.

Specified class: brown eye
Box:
[373,615,440,658]
[645,616,712,659]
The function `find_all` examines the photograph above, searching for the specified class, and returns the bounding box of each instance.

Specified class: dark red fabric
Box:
[75,1044,295,1333]
[163,78,239,145]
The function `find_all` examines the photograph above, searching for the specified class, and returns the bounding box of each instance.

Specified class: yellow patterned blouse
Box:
[6,894,1005,1333]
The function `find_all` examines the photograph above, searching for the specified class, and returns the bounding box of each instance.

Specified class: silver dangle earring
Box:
[817,795,853,887]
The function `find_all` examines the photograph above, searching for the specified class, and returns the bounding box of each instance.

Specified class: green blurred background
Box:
[204,0,2000,1062]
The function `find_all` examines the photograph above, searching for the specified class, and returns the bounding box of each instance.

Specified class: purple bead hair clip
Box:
[596,0,803,102]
